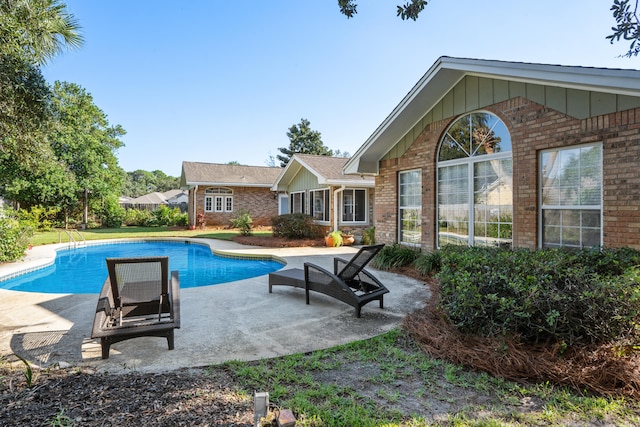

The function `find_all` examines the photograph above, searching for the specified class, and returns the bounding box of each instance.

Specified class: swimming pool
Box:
[0,240,284,294]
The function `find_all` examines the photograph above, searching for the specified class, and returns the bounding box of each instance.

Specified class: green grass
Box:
[220,329,640,427]
[29,226,273,246]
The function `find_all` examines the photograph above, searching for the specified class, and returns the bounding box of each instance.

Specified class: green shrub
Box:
[151,205,187,227]
[17,205,61,231]
[230,209,253,235]
[123,208,153,226]
[362,226,376,245]
[0,208,34,262]
[413,250,442,276]
[99,196,125,228]
[370,243,420,270]
[436,246,640,347]
[271,213,322,239]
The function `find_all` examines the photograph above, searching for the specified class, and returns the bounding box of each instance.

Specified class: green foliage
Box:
[123,208,153,227]
[437,246,640,347]
[14,353,38,388]
[49,409,73,427]
[0,208,34,262]
[276,118,333,167]
[338,0,428,20]
[271,213,322,239]
[327,230,343,247]
[608,0,640,57]
[122,169,179,197]
[99,196,125,228]
[121,206,187,228]
[17,205,61,231]
[413,250,442,277]
[361,226,375,245]
[369,243,420,270]
[230,209,253,235]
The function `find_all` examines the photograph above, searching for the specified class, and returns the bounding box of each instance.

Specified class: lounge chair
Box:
[91,256,180,359]
[268,244,388,317]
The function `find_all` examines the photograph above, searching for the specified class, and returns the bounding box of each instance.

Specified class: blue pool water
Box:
[0,241,283,294]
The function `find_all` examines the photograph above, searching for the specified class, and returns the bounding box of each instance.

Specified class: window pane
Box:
[541,144,602,248]
[399,171,421,245]
[355,190,366,222]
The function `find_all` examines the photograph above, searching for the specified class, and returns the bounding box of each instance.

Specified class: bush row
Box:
[372,244,640,349]
[437,246,640,347]
[122,206,187,227]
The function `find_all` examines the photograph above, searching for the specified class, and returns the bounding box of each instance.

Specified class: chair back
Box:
[106,257,169,307]
[337,244,384,281]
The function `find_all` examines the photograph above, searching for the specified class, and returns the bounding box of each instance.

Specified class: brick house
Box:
[271,154,375,236]
[344,57,640,250]
[180,162,282,228]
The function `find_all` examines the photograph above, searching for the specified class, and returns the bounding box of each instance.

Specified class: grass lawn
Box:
[29,226,272,246]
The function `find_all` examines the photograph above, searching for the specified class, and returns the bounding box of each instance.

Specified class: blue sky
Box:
[42,1,635,177]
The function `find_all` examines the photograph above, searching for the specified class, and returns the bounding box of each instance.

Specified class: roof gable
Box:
[272,154,374,191]
[344,56,640,175]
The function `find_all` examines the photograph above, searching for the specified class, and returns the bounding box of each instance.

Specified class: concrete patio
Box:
[0,239,431,374]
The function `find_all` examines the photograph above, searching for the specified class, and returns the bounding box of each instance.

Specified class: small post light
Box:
[253,391,269,426]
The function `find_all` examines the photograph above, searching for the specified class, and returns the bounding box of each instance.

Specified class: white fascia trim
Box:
[186,181,274,188]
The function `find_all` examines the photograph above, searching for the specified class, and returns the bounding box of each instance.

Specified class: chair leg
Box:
[379,297,384,309]
[167,330,175,350]
[100,338,111,359]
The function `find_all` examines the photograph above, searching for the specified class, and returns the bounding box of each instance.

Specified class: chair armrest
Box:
[170,270,181,328]
[333,257,350,275]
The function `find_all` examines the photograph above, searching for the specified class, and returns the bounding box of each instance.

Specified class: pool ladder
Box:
[58,229,86,249]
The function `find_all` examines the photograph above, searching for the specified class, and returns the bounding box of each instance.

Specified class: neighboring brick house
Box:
[344,57,640,251]
[180,162,282,228]
[271,154,375,236]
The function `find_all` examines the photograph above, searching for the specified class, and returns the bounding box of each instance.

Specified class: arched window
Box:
[204,187,233,212]
[437,112,513,248]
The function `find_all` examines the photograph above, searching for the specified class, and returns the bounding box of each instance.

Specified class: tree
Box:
[338,0,428,21]
[608,0,640,57]
[0,0,83,188]
[0,0,83,66]
[47,81,125,223]
[122,170,179,197]
[276,118,333,167]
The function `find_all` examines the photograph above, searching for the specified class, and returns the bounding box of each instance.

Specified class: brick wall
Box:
[191,186,277,227]
[375,97,640,250]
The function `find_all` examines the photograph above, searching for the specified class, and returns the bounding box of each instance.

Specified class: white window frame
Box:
[204,187,233,213]
[436,111,513,248]
[310,188,330,223]
[340,188,368,224]
[398,169,422,246]
[539,143,603,249]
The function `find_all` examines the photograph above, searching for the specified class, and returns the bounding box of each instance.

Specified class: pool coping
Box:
[0,237,287,286]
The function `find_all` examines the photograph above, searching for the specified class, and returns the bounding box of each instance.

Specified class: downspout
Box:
[333,185,345,232]
[192,185,198,227]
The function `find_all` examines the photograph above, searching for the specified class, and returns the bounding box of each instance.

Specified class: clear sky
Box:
[42,0,636,177]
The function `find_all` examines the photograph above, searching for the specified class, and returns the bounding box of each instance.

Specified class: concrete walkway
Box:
[0,239,430,374]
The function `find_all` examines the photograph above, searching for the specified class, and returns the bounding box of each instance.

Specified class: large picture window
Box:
[540,143,602,248]
[204,187,233,213]
[437,112,512,248]
[311,189,330,222]
[290,191,306,214]
[399,170,422,245]
[341,189,367,223]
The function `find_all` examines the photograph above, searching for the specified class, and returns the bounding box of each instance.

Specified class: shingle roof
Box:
[271,154,374,191]
[345,56,640,175]
[181,162,282,188]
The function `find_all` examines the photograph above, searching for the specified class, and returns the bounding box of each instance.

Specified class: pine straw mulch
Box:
[403,277,640,399]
